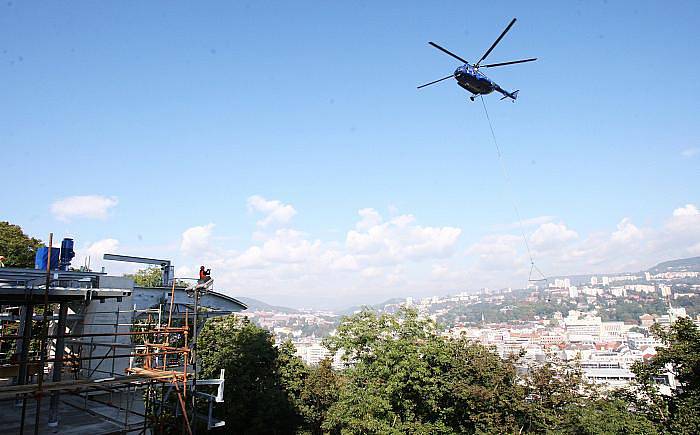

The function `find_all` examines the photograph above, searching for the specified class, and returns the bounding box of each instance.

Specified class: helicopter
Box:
[418,18,536,101]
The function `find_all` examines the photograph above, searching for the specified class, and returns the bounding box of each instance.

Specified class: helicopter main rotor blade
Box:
[481,58,537,68]
[417,74,454,89]
[475,18,517,66]
[428,42,470,64]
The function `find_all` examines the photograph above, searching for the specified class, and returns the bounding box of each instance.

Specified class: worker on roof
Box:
[199,265,211,281]
[188,265,214,297]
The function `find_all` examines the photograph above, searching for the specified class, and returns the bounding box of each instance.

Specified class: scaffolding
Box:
[0,244,231,434]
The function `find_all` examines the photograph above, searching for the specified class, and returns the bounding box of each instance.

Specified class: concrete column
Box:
[48,302,68,427]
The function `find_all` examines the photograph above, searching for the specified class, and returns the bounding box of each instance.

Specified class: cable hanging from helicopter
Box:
[480,95,546,284]
[418,18,547,285]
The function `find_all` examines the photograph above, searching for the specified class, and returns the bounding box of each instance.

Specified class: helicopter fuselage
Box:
[454,64,495,96]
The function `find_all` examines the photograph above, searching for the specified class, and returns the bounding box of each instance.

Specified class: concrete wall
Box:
[81,276,134,379]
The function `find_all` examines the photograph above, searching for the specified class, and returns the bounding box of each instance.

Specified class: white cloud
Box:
[249,229,321,264]
[611,218,643,242]
[681,147,699,158]
[51,195,118,222]
[175,265,194,279]
[665,204,700,242]
[172,203,465,307]
[467,234,524,272]
[356,208,382,231]
[431,264,449,277]
[495,215,555,231]
[345,213,462,265]
[171,199,700,309]
[247,195,297,227]
[673,204,699,217]
[86,238,120,259]
[180,223,215,255]
[689,242,700,256]
[530,222,578,249]
[71,238,120,272]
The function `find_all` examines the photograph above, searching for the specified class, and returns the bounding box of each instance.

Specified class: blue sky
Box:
[1,1,699,308]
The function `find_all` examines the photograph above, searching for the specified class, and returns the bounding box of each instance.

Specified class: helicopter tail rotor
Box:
[499,89,519,101]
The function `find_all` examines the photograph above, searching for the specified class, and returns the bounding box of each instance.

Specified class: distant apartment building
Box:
[564,312,602,339]
[601,321,624,339]
[295,341,346,369]
[656,306,688,326]
[624,284,656,294]
[568,286,579,298]
[674,292,697,299]
[552,278,572,289]
[659,284,672,297]
[537,331,566,346]
[627,332,662,350]
[583,367,635,389]
[652,271,700,280]
[610,275,640,283]
[609,286,626,297]
[581,286,601,297]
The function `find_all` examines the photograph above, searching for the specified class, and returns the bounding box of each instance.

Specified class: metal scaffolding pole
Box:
[16,304,34,391]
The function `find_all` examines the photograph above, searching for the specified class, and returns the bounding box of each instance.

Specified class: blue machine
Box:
[60,238,75,271]
[418,18,536,101]
[35,247,60,270]
[34,238,75,271]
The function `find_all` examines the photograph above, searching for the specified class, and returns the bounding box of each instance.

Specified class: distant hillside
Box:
[546,256,700,285]
[234,296,300,313]
[647,256,700,274]
[338,297,406,315]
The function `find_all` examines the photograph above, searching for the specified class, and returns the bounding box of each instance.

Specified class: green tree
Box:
[125,267,163,287]
[322,308,529,434]
[0,221,42,267]
[521,362,590,431]
[560,398,658,435]
[322,308,657,434]
[299,358,342,434]
[631,317,700,434]
[522,362,658,434]
[277,340,309,420]
[197,315,301,434]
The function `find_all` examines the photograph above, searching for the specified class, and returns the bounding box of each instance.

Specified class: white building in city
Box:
[564,312,602,339]
[627,332,662,350]
[568,286,579,298]
[601,321,624,339]
[659,285,672,298]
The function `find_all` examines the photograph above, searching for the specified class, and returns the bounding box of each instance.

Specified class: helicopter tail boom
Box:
[497,88,519,101]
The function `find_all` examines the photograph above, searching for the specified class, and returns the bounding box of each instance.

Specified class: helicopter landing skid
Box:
[470,94,478,101]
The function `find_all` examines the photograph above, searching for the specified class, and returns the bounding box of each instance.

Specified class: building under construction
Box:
[0,238,247,434]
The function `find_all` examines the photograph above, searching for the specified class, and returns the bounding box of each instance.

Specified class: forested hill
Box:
[647,256,700,274]
[234,296,300,314]
[337,297,406,315]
